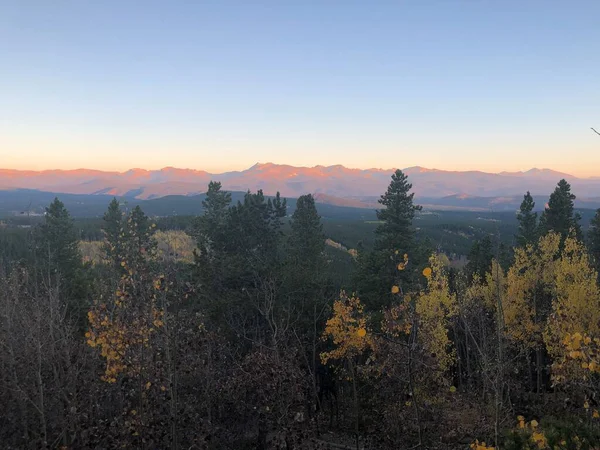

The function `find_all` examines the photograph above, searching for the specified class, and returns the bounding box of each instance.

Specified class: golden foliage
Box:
[416,254,457,374]
[321,291,374,365]
[470,440,495,450]
[87,267,166,382]
[382,294,413,338]
[155,230,196,263]
[397,253,409,271]
[559,332,600,379]
[545,236,600,364]
[504,232,560,348]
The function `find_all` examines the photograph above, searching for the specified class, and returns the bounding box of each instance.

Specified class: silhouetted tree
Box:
[356,170,422,309]
[516,191,538,247]
[102,198,123,271]
[540,179,582,242]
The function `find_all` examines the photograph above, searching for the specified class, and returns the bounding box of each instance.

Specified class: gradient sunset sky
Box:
[1,1,599,176]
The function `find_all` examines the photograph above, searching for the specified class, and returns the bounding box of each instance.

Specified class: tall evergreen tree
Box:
[34,198,85,304]
[102,198,123,270]
[287,194,325,271]
[589,208,600,273]
[465,236,494,281]
[540,179,582,241]
[374,169,422,253]
[195,181,232,240]
[36,198,81,279]
[516,191,538,247]
[356,170,421,309]
[122,205,157,272]
[286,194,328,370]
[191,182,232,307]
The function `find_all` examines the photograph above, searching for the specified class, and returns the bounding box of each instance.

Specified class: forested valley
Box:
[2,170,600,449]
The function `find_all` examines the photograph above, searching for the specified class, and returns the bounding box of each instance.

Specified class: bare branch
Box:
[592,127,600,136]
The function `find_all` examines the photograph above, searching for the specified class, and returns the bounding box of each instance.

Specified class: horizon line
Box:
[1,162,596,179]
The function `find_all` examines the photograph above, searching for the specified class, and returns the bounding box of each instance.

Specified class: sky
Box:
[1,1,599,176]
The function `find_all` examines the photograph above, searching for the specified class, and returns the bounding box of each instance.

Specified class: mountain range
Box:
[1,163,600,211]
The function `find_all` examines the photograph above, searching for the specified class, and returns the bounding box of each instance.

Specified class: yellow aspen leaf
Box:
[449,385,456,393]
[391,285,400,294]
[422,267,432,278]
[530,419,538,428]
[357,328,367,337]
[594,410,600,419]
[145,381,151,390]
[532,432,547,448]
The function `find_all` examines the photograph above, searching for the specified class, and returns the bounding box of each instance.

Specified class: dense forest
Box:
[2,171,600,449]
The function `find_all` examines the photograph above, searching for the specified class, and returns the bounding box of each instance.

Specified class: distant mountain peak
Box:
[1,163,598,201]
[404,166,440,174]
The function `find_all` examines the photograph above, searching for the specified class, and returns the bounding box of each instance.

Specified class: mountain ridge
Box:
[1,163,599,201]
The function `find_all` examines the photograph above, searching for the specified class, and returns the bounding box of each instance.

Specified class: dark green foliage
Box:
[287,194,325,271]
[285,194,328,320]
[33,198,84,297]
[122,205,157,271]
[36,198,82,275]
[191,185,291,342]
[374,169,422,253]
[355,170,422,310]
[0,227,31,265]
[102,198,123,270]
[465,235,494,281]
[192,182,232,309]
[540,179,582,242]
[516,191,538,247]
[589,208,600,273]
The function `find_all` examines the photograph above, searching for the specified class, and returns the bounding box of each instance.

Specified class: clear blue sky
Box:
[1,1,599,175]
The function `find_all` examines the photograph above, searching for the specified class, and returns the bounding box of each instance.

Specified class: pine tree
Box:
[191,182,232,309]
[287,194,325,271]
[374,169,422,253]
[287,194,328,376]
[540,179,582,241]
[102,198,123,270]
[589,208,600,273]
[123,205,157,272]
[34,198,85,306]
[516,191,538,247]
[36,198,82,281]
[356,170,421,309]
[268,191,287,233]
[465,236,494,281]
[197,181,232,236]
